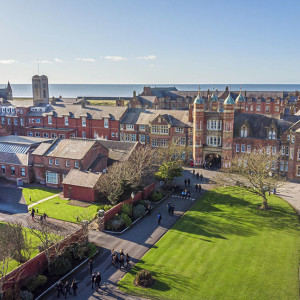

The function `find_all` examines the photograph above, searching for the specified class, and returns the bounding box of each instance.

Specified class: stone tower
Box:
[32,75,49,106]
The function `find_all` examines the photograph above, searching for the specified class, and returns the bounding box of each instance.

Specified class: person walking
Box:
[187,178,190,186]
[184,179,187,187]
[29,195,32,202]
[195,183,198,192]
[196,173,199,180]
[71,279,77,296]
[120,254,125,269]
[31,208,35,220]
[192,169,195,176]
[200,173,203,182]
[171,204,175,216]
[198,184,202,193]
[64,281,72,298]
[157,213,162,225]
[88,259,93,275]
[40,214,43,224]
[167,201,171,215]
[95,272,101,290]
[43,212,47,221]
[56,280,64,298]
[91,272,96,289]
[187,191,191,198]
[125,253,130,268]
[120,249,124,257]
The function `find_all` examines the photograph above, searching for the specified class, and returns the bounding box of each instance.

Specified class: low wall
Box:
[103,182,156,223]
[2,227,87,293]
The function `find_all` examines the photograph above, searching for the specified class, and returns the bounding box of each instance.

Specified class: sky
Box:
[0,0,300,84]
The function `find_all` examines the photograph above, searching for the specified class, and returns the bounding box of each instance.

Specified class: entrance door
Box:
[204,154,222,169]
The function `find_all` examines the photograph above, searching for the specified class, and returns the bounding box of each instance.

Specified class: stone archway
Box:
[204,153,222,169]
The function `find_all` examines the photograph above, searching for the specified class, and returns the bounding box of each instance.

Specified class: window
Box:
[218,136,221,146]
[125,134,130,141]
[285,161,288,172]
[151,139,159,147]
[116,132,118,137]
[286,146,289,156]
[298,150,300,161]
[246,106,249,111]
[272,131,276,140]
[151,125,159,134]
[160,139,167,147]
[268,131,272,140]
[66,160,69,167]
[292,136,295,143]
[28,132,33,137]
[247,145,251,153]
[236,144,240,152]
[126,124,134,131]
[266,106,270,112]
[241,144,245,153]
[75,161,79,168]
[218,121,222,130]
[94,131,98,139]
[14,119,18,125]
[250,105,253,111]
[55,159,59,166]
[7,118,11,125]
[82,117,86,127]
[272,146,277,155]
[20,118,24,126]
[43,133,49,138]
[266,146,271,154]
[131,134,136,142]
[35,132,41,137]
[70,133,75,138]
[256,105,261,111]
[46,172,58,184]
[21,168,25,177]
[11,166,15,175]
[1,165,5,174]
[49,158,53,165]
[36,118,41,124]
[120,124,124,130]
[275,106,279,112]
[48,116,52,125]
[65,116,69,126]
[160,125,169,134]
[59,134,65,139]
[111,132,115,137]
[280,161,284,172]
[6,108,10,114]
[104,118,109,128]
[175,127,183,133]
[140,134,145,143]
[51,133,57,138]
[287,134,290,141]
[1,117,4,125]
[140,125,145,131]
[290,148,294,159]
[180,137,186,146]
[297,166,300,176]
[281,146,285,155]
[241,126,247,137]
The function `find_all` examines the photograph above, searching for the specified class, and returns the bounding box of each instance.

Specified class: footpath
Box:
[44,168,215,300]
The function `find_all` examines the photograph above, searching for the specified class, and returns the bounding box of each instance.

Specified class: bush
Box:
[24,275,47,292]
[87,243,98,257]
[134,269,154,287]
[121,203,132,217]
[49,256,72,277]
[151,191,164,202]
[139,200,151,208]
[133,204,146,219]
[111,216,124,231]
[121,213,133,227]
[20,290,33,300]
[105,219,113,231]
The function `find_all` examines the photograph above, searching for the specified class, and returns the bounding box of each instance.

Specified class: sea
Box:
[1,84,300,98]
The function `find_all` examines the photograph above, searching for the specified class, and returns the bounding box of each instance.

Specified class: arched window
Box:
[241,126,248,138]
[269,130,272,140]
[272,131,276,140]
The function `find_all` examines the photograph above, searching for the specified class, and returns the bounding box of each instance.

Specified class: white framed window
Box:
[126,124,134,131]
[66,160,69,167]
[180,137,186,146]
[275,106,279,112]
[51,133,57,138]
[55,159,59,166]
[14,119,18,125]
[64,116,69,126]
[10,166,15,175]
[48,115,52,125]
[46,172,58,184]
[286,146,289,156]
[287,134,290,141]
[151,125,159,134]
[111,132,115,137]
[285,161,288,172]
[21,168,25,177]
[292,136,295,143]
[272,146,276,155]
[140,134,145,143]
[82,131,86,138]
[281,146,285,155]
[256,105,261,111]
[297,166,300,176]
[247,145,251,153]
[104,118,109,128]
[160,125,169,135]
[49,158,53,165]
[140,125,145,131]
[298,150,300,161]
[272,131,276,140]
[75,161,79,168]
[43,133,49,138]
[151,138,159,147]
[266,106,270,112]
[236,144,240,152]
[94,131,98,139]
[1,165,5,174]
[280,161,284,172]
[175,127,183,133]
[290,148,294,159]
[82,117,86,127]
[266,146,271,154]
[35,132,41,137]
[1,117,5,125]
[7,118,11,125]
[241,144,245,153]
[28,132,33,137]
[131,134,136,142]
[20,118,24,126]
[36,118,41,124]
[268,131,272,140]
[218,121,222,130]
[160,139,167,148]
[59,134,65,139]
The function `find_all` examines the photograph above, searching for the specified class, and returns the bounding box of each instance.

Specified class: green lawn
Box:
[0,222,41,274]
[119,187,300,300]
[22,186,61,205]
[30,196,111,223]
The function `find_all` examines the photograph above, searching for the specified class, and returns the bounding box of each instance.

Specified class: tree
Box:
[214,151,284,210]
[155,161,183,184]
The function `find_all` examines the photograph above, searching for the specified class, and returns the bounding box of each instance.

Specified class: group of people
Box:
[195,183,202,193]
[56,279,77,298]
[167,201,175,216]
[111,249,130,269]
[30,207,48,223]
[88,259,102,291]
[193,171,204,181]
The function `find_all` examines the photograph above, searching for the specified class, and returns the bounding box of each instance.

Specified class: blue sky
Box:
[0,0,299,84]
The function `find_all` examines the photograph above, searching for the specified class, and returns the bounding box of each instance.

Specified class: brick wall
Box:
[63,184,97,202]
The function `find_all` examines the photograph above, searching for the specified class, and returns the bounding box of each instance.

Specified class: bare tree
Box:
[214,151,284,209]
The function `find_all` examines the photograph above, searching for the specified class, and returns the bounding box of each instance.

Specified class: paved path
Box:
[276,181,300,215]
[28,193,61,209]
[44,168,215,300]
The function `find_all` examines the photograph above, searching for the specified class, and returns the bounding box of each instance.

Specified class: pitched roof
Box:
[0,153,29,165]
[136,96,157,107]
[0,135,52,145]
[62,169,101,188]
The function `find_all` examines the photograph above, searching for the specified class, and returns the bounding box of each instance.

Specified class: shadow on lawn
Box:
[173,188,299,239]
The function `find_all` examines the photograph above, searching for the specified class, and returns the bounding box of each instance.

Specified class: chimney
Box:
[51,97,56,105]
[133,90,136,97]
[81,100,86,108]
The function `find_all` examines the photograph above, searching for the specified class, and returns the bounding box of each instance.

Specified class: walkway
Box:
[28,193,61,209]
[277,181,300,215]
[44,168,215,300]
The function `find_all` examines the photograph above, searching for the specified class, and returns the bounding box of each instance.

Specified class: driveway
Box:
[0,186,28,214]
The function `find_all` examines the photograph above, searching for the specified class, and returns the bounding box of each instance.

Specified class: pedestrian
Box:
[195,183,198,192]
[200,174,203,181]
[125,253,130,268]
[31,208,35,220]
[64,281,72,298]
[71,279,77,296]
[196,173,199,180]
[29,195,32,202]
[119,254,125,269]
[91,272,96,289]
[111,248,115,258]
[146,204,151,215]
[120,249,124,257]
[187,178,190,186]
[88,259,93,275]
[95,272,101,290]
[192,169,195,176]
[184,179,187,187]
[198,184,202,193]
[185,189,188,199]
[40,214,43,224]
[43,212,47,220]
[157,213,162,225]
[56,280,64,298]
[171,204,175,216]
[167,201,171,215]
[181,189,185,197]
[112,254,117,267]
[187,191,191,198]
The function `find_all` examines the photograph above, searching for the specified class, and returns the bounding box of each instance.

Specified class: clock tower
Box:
[32,75,49,106]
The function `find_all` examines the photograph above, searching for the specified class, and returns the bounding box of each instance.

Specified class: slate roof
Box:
[0,135,52,145]
[234,113,293,139]
[26,103,127,120]
[121,108,192,127]
[62,169,101,188]
[0,153,29,165]
[136,96,157,108]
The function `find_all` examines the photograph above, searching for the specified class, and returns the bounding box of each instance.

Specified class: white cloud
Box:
[149,64,155,68]
[40,60,53,64]
[0,59,17,64]
[75,57,96,62]
[54,58,63,63]
[137,55,157,61]
[104,56,127,62]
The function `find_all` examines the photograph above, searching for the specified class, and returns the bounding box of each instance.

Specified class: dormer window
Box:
[240,126,248,138]
[268,129,276,140]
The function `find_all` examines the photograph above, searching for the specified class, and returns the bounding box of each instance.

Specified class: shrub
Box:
[121,203,132,217]
[20,290,33,300]
[105,219,113,231]
[111,216,124,231]
[24,275,47,292]
[134,269,154,287]
[121,213,133,227]
[87,243,97,257]
[49,256,72,276]
[139,200,151,208]
[151,191,163,202]
[77,245,89,260]
[133,204,146,219]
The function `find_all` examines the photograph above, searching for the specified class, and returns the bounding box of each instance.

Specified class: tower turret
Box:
[32,75,49,106]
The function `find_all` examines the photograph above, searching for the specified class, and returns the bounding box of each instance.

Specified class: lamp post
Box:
[131,192,135,213]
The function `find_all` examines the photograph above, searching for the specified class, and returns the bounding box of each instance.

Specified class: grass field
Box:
[119,187,300,300]
[22,186,61,205]
[30,196,112,223]
[88,99,130,106]
[0,222,41,274]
